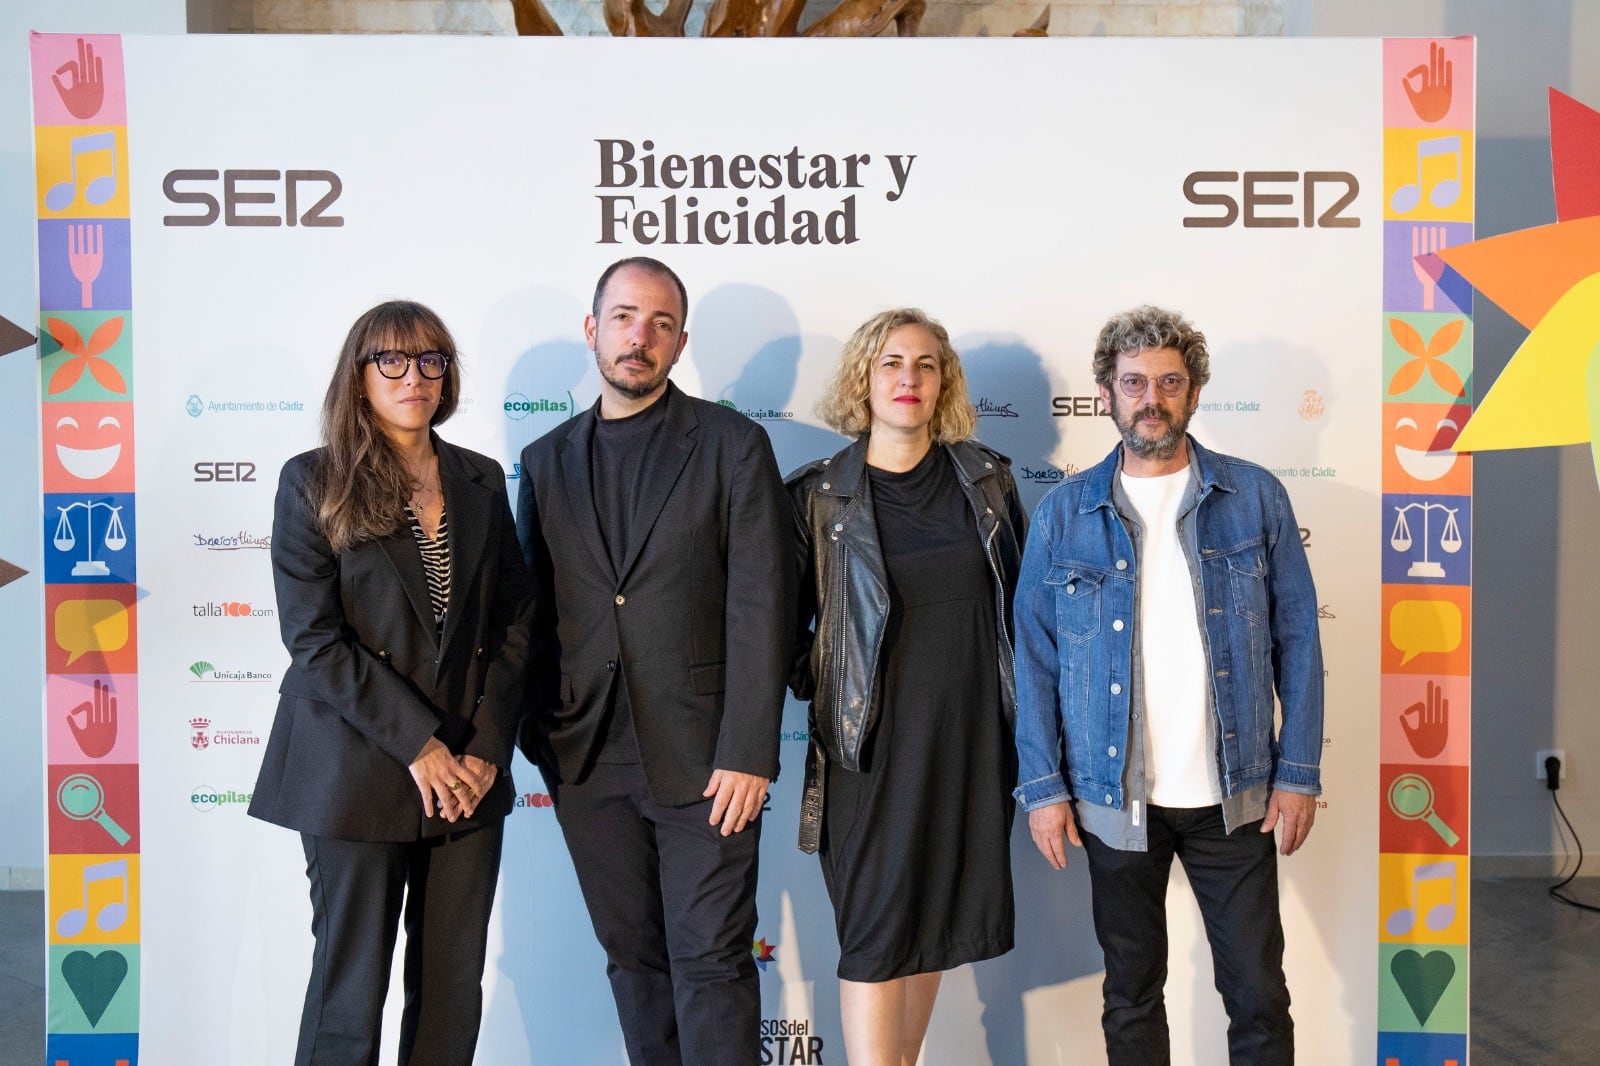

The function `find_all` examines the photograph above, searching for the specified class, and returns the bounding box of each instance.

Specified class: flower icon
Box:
[46,316,126,396]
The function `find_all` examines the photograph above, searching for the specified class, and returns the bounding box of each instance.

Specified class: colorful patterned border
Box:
[1376,36,1474,1066]
[33,31,143,1066]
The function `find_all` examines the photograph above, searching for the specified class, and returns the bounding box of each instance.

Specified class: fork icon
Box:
[67,223,104,308]
[1410,225,1448,312]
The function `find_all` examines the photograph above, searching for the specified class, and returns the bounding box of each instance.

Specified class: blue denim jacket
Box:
[1013,437,1323,828]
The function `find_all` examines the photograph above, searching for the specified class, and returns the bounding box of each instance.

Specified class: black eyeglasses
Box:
[1115,373,1190,398]
[365,350,450,380]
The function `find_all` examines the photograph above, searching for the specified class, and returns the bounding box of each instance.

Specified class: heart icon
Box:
[1389,948,1456,1024]
[61,948,128,1027]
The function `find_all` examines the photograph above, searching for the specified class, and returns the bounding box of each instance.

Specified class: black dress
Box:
[819,447,1016,982]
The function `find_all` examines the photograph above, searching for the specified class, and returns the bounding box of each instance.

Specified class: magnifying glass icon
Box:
[1386,771,1460,847]
[56,772,131,846]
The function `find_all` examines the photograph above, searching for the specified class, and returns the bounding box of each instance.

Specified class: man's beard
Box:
[1113,396,1191,460]
[598,346,671,401]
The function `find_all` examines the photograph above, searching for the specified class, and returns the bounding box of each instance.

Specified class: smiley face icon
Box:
[43,401,133,491]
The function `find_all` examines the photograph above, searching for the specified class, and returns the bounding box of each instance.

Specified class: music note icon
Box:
[1390,135,1462,213]
[54,858,129,938]
[45,131,119,213]
[1385,860,1457,936]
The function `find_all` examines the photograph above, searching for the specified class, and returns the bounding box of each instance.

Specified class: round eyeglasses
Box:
[1115,373,1190,398]
[365,350,450,380]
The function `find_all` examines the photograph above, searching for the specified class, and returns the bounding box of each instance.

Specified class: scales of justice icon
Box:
[53,499,127,576]
[1390,500,1462,578]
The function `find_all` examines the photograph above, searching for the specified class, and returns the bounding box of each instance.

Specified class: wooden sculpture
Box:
[509,0,945,40]
[604,0,694,36]
[510,0,563,35]
[803,0,925,37]
[705,0,809,38]
[1013,8,1050,37]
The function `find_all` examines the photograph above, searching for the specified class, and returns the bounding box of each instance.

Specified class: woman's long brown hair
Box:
[309,301,460,553]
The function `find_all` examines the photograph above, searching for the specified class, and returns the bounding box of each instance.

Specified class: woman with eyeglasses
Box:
[250,300,533,1066]
[787,308,1025,1066]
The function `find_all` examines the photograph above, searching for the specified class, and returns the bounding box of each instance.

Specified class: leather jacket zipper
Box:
[985,519,1013,670]
[832,541,850,756]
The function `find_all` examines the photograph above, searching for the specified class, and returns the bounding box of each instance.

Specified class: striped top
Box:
[405,505,451,629]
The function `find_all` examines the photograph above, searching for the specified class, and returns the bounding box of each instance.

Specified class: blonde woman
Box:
[788,308,1025,1065]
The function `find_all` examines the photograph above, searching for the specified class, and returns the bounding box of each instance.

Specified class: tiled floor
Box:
[4,879,1597,1061]
[0,888,45,1065]
[1468,877,1600,1061]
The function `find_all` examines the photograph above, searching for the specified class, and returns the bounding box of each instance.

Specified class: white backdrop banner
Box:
[32,31,1439,1065]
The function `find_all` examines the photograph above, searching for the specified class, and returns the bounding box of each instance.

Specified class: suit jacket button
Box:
[614,594,626,606]
[607,660,617,671]
[377,649,390,662]
[476,646,485,658]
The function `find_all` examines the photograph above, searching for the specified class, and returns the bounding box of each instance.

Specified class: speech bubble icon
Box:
[1390,599,1462,665]
[54,598,130,665]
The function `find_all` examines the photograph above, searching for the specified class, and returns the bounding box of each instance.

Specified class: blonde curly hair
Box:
[815,308,976,442]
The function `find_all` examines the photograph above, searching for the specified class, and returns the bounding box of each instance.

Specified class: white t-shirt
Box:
[1120,465,1222,807]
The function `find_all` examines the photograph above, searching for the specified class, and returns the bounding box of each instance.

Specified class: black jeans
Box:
[1081,804,1292,1066]
[552,761,762,1066]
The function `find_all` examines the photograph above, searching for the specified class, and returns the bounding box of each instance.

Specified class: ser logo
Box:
[1051,396,1110,418]
[162,169,344,227]
[1182,171,1359,229]
[193,461,257,482]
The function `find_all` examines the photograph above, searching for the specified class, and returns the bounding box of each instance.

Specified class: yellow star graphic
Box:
[1435,90,1600,485]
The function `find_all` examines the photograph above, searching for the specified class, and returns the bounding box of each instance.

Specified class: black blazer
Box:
[515,383,795,807]
[250,437,534,842]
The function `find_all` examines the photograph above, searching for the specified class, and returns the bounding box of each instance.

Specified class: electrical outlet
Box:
[1536,749,1567,782]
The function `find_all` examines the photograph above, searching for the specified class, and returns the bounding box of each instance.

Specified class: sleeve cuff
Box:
[1014,773,1071,810]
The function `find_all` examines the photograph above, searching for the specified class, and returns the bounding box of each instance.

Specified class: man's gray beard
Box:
[1119,407,1188,460]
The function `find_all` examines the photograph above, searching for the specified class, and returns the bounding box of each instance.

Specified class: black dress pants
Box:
[1081,804,1293,1066]
[296,823,503,1066]
[553,761,761,1066]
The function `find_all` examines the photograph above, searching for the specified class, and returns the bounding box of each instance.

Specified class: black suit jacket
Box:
[250,437,534,842]
[516,382,795,806]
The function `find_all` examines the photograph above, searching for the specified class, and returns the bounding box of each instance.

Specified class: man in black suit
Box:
[516,257,794,1064]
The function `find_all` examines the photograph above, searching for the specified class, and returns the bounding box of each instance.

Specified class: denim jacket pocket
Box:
[1046,564,1105,643]
[1224,545,1269,626]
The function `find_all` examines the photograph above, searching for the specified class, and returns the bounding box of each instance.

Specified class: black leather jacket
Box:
[786,436,1026,851]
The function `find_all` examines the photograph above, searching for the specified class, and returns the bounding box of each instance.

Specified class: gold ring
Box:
[447,781,462,791]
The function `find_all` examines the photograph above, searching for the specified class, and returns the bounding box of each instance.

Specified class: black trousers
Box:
[553,761,762,1066]
[1081,805,1293,1066]
[296,823,503,1066]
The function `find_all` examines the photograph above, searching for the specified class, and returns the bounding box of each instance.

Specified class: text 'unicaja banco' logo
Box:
[503,392,574,420]
[716,400,794,420]
[188,660,275,682]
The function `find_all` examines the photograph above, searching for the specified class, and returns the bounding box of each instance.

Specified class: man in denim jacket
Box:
[1014,305,1323,1066]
